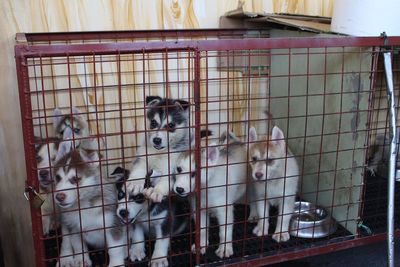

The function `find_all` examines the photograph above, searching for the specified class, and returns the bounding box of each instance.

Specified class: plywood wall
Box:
[0,1,333,266]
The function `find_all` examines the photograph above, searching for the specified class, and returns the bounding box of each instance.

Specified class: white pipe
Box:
[383,51,396,267]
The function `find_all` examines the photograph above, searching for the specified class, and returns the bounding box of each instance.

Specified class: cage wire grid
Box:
[15,31,400,267]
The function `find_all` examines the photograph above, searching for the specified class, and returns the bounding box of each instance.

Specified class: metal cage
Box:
[15,30,400,267]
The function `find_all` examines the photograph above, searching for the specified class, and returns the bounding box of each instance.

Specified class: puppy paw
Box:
[129,245,146,262]
[56,256,75,267]
[191,243,207,255]
[247,213,258,223]
[272,232,290,242]
[149,257,168,267]
[127,182,145,196]
[74,255,92,267]
[215,243,234,258]
[144,187,165,203]
[252,222,269,237]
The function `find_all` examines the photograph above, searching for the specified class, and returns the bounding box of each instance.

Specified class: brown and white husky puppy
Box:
[172,131,247,258]
[53,142,126,267]
[35,137,60,236]
[248,126,299,242]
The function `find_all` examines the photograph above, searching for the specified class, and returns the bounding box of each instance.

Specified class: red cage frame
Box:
[15,30,400,267]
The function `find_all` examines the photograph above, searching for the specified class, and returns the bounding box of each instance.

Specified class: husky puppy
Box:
[133,96,192,203]
[53,107,90,149]
[367,129,400,177]
[35,137,60,236]
[112,162,186,267]
[53,142,125,267]
[173,132,247,258]
[248,126,299,242]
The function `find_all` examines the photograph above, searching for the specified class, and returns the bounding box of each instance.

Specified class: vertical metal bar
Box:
[193,49,202,266]
[383,51,396,267]
[15,48,45,267]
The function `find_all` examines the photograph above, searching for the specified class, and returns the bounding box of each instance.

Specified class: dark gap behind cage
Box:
[362,173,400,235]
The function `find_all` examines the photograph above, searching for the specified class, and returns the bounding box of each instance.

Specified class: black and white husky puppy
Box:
[111,161,187,267]
[53,142,126,267]
[135,96,192,203]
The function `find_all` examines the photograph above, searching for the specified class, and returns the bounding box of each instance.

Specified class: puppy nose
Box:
[55,193,66,202]
[153,137,162,145]
[119,209,129,218]
[255,172,264,179]
[39,169,49,179]
[175,187,185,194]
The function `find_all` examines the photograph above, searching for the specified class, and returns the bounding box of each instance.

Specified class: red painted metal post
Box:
[15,45,46,267]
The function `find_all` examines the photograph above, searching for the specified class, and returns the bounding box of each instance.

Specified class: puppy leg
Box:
[129,224,146,262]
[106,226,127,267]
[150,224,170,267]
[253,198,270,237]
[215,205,234,258]
[70,232,91,267]
[191,208,209,255]
[56,225,75,267]
[248,201,258,222]
[272,195,295,242]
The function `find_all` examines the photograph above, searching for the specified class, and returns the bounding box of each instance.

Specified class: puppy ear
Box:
[79,149,99,167]
[271,126,285,146]
[205,144,219,164]
[54,140,73,163]
[146,96,162,106]
[71,106,85,121]
[249,127,257,143]
[110,166,130,181]
[174,99,190,111]
[53,108,63,128]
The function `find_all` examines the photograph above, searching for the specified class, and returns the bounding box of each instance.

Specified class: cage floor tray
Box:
[43,204,352,267]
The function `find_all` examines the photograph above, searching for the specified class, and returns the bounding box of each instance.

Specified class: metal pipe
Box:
[383,51,396,267]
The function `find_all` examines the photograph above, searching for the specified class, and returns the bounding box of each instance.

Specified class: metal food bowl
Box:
[289,201,337,238]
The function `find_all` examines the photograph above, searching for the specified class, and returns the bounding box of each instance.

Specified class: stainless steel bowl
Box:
[289,201,337,238]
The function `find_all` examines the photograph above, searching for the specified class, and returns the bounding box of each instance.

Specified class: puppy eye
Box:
[73,128,81,134]
[133,193,145,204]
[252,156,258,162]
[59,130,65,135]
[36,155,43,163]
[168,122,175,129]
[176,167,182,173]
[267,159,274,165]
[191,171,196,178]
[55,174,62,182]
[117,190,125,200]
[70,176,81,184]
[150,119,158,129]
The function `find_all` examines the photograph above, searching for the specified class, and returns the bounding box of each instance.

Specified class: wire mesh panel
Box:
[15,31,400,267]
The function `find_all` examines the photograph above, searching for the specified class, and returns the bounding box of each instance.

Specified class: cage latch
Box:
[24,185,45,210]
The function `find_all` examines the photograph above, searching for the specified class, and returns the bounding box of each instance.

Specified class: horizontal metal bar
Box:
[224,231,400,267]
[15,36,400,58]
[18,29,250,42]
